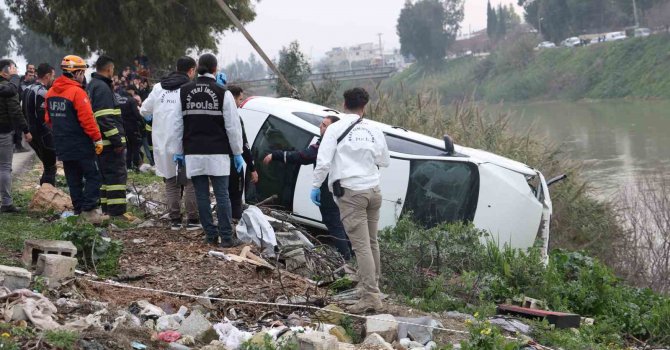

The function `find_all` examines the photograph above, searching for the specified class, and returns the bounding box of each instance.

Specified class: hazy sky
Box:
[216,0,523,64]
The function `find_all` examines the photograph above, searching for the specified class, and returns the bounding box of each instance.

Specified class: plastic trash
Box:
[213,319,253,350]
[60,211,75,219]
[236,206,277,256]
[158,330,182,343]
[131,341,147,350]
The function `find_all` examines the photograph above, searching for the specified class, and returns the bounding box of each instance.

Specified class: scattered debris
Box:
[297,331,339,350]
[29,183,73,212]
[363,333,394,350]
[497,304,580,329]
[397,316,442,345]
[0,265,32,290]
[177,309,217,343]
[236,206,278,256]
[35,253,78,287]
[0,288,60,330]
[212,321,253,350]
[22,239,77,268]
[158,330,182,342]
[366,314,399,343]
[488,317,532,335]
[314,304,345,325]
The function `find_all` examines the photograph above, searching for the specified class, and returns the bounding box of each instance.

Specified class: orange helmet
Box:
[61,55,88,72]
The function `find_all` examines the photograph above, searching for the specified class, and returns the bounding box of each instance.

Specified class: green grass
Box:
[127,169,161,187]
[387,33,670,102]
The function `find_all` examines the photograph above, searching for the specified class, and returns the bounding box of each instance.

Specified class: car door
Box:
[247,115,314,211]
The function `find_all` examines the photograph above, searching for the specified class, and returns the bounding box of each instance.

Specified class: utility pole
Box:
[632,0,639,28]
[538,17,543,38]
[377,33,384,67]
[214,0,297,97]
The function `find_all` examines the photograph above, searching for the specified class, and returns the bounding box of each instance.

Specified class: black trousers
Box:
[125,134,142,170]
[28,133,57,186]
[98,149,128,216]
[229,164,245,220]
[62,157,101,213]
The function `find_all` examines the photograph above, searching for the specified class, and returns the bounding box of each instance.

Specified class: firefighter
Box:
[44,55,107,224]
[87,55,128,217]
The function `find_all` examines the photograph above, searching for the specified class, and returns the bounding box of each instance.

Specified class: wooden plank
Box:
[497,304,581,329]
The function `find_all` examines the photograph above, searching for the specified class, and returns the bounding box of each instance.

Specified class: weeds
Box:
[44,330,78,350]
[55,217,123,277]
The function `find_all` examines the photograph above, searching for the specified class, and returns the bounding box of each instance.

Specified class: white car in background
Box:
[537,41,556,49]
[634,28,651,37]
[238,97,557,255]
[561,37,582,47]
[605,31,627,41]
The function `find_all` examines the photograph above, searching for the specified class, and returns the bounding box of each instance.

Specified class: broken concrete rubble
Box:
[29,183,73,212]
[314,304,345,325]
[178,309,217,343]
[366,314,399,343]
[212,321,253,350]
[363,333,394,350]
[297,331,339,350]
[396,316,442,345]
[488,317,532,335]
[0,265,32,291]
[35,253,78,287]
[22,239,77,268]
[135,300,165,319]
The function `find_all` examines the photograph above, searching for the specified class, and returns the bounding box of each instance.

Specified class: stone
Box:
[137,300,166,318]
[156,314,184,331]
[424,341,437,350]
[338,343,356,350]
[398,338,423,349]
[396,316,442,345]
[362,333,394,350]
[35,254,77,286]
[177,335,195,346]
[200,341,227,350]
[29,183,73,212]
[442,311,474,322]
[168,344,191,350]
[0,265,32,291]
[22,240,77,268]
[315,304,345,325]
[249,331,270,346]
[177,310,214,343]
[366,314,399,343]
[329,326,353,343]
[488,317,531,335]
[297,331,339,350]
[143,319,155,330]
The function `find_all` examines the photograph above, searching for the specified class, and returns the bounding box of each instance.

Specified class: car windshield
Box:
[401,160,479,227]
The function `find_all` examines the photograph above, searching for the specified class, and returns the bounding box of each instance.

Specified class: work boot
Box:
[346,293,383,314]
[220,237,243,248]
[185,219,202,231]
[0,205,20,213]
[170,219,182,231]
[81,209,110,225]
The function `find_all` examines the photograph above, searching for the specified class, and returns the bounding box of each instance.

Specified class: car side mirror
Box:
[444,134,455,156]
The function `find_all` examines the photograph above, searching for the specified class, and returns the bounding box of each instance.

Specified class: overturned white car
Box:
[238,97,554,255]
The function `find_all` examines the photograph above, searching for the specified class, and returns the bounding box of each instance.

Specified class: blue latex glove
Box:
[144,114,153,122]
[310,188,321,206]
[233,154,245,173]
[173,154,184,165]
[216,72,227,87]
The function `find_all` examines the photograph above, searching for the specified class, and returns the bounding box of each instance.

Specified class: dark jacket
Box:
[0,75,19,98]
[0,76,28,134]
[161,71,190,91]
[180,75,232,156]
[117,91,143,140]
[241,119,255,172]
[21,82,50,137]
[45,76,101,161]
[270,139,337,209]
[86,73,125,149]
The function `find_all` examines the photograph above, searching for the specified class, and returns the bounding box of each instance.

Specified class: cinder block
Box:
[0,265,33,291]
[22,240,77,268]
[35,254,78,285]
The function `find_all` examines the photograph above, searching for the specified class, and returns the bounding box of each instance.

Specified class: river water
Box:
[496,99,670,200]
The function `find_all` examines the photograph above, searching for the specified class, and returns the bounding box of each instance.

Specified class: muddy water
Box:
[496,99,670,200]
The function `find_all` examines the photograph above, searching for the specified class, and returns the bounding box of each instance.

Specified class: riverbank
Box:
[386,33,670,103]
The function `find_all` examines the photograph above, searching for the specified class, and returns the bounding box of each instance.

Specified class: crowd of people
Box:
[0,52,390,313]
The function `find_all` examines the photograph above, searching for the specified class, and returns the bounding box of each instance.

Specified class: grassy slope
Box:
[387,33,670,102]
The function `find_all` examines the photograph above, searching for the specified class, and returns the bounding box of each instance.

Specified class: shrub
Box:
[55,217,123,277]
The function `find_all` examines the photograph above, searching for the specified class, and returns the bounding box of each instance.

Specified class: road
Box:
[11,142,35,176]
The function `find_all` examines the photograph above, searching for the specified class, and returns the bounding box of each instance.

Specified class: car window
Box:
[247,115,313,210]
[292,112,325,127]
[402,160,479,227]
[385,134,446,156]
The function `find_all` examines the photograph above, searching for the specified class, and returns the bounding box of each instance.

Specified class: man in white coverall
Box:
[140,56,200,231]
[312,87,390,313]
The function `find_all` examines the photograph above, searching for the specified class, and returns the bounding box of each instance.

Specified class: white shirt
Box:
[174,73,243,178]
[140,82,182,179]
[313,114,390,191]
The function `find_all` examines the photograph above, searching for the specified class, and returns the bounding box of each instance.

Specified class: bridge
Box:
[233,65,397,89]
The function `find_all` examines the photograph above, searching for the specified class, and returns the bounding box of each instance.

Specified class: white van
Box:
[605,31,627,41]
[238,97,555,256]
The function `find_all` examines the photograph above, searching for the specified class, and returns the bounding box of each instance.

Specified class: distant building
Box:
[321,43,406,71]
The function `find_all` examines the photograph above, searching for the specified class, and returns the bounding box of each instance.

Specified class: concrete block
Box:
[0,265,32,291]
[22,240,77,268]
[177,310,214,343]
[297,331,339,350]
[362,333,394,350]
[366,314,399,343]
[35,254,78,285]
